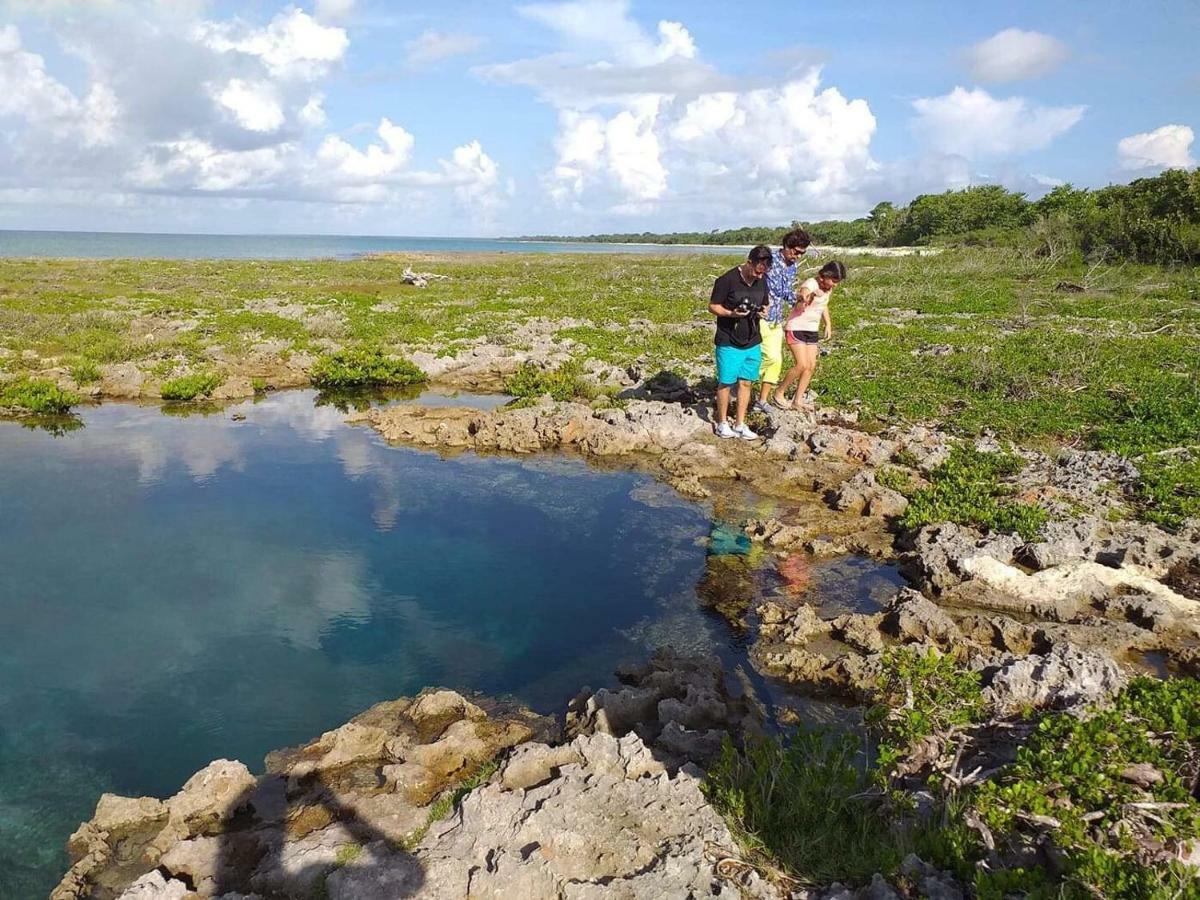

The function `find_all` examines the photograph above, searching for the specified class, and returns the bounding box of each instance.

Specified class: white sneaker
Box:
[714,421,736,439]
[734,423,759,441]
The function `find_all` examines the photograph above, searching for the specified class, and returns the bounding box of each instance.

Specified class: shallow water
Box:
[0,391,897,897]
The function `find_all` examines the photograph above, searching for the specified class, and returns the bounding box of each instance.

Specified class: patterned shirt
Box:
[764,247,798,324]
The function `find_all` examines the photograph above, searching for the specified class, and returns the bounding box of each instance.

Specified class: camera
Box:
[734,296,759,315]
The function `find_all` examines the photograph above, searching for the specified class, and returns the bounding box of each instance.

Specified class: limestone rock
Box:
[565,648,760,766]
[758,601,829,644]
[881,589,962,647]
[833,470,909,518]
[831,612,886,654]
[983,643,1126,713]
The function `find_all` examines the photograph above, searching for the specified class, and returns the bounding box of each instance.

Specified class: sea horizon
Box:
[0,228,745,260]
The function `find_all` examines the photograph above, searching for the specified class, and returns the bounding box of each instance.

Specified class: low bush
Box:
[0,377,80,414]
[160,372,224,401]
[310,347,427,389]
[899,444,1048,540]
[503,359,595,404]
[70,360,102,384]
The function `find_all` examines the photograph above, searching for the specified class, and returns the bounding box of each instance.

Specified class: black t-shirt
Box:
[710,266,767,348]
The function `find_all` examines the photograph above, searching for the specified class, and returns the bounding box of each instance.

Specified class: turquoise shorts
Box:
[714,344,762,386]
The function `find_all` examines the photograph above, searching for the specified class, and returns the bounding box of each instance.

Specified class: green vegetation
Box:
[708,651,1200,897]
[0,377,80,414]
[503,359,595,404]
[866,647,986,784]
[705,732,903,886]
[525,167,1200,264]
[0,247,1194,526]
[897,445,1049,540]
[310,346,427,389]
[159,371,224,401]
[403,757,501,851]
[69,360,101,384]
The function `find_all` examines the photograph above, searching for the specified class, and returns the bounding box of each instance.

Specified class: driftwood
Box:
[401,266,450,288]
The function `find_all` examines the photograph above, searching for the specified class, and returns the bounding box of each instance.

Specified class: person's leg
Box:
[791,343,819,407]
[735,379,753,426]
[774,338,804,404]
[716,384,731,422]
[757,322,783,403]
[714,346,735,425]
[734,345,761,429]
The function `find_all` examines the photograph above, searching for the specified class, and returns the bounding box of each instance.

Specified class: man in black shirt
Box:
[708,244,771,440]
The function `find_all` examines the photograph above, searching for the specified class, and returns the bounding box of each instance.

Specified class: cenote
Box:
[0,390,904,898]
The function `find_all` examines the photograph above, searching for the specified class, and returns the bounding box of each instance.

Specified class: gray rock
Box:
[908,523,1022,594]
[881,589,962,647]
[983,643,1126,713]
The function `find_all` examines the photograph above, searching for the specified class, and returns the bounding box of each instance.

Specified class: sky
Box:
[0,0,1196,236]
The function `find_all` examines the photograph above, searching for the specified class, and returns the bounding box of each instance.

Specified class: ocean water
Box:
[0,230,745,260]
[0,390,902,897]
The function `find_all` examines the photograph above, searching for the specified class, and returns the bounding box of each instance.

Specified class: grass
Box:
[0,250,1195,524]
[159,372,224,401]
[402,757,501,851]
[0,377,80,414]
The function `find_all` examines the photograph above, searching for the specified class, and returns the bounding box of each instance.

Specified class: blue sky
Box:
[0,0,1195,235]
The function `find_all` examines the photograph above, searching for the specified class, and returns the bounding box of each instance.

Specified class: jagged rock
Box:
[831,612,886,654]
[328,731,784,900]
[983,643,1126,713]
[955,614,1036,655]
[899,854,964,900]
[752,644,883,700]
[833,470,909,517]
[59,691,550,900]
[1019,519,1101,571]
[808,426,897,466]
[881,588,962,647]
[907,523,1022,594]
[117,871,196,899]
[565,648,759,766]
[952,557,1200,622]
[1095,593,1179,633]
[757,601,829,644]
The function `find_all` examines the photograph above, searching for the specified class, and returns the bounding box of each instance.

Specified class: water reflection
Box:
[0,390,727,897]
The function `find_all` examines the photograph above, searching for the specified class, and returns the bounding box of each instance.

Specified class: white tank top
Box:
[786,277,829,331]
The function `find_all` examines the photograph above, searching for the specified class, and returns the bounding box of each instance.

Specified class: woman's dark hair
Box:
[782,229,811,250]
[748,244,773,266]
[819,261,847,281]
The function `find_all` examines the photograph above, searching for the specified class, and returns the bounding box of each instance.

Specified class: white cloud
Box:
[317,118,415,180]
[1117,124,1195,171]
[912,87,1084,158]
[0,6,506,223]
[404,30,484,70]
[313,0,354,22]
[967,28,1068,83]
[478,0,722,108]
[195,8,348,81]
[212,79,285,132]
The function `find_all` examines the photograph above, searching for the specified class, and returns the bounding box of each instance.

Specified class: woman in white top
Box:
[772,261,845,410]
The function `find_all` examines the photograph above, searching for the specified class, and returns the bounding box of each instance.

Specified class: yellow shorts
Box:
[758,321,785,384]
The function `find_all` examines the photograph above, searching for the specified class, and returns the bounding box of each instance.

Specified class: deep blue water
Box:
[0,230,745,260]
[0,390,902,898]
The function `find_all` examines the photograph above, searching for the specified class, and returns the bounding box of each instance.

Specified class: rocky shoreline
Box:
[51,352,1200,898]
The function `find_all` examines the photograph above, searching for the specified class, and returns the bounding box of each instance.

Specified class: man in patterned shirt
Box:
[755,228,811,412]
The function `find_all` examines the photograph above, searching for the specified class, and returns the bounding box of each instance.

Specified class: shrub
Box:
[503,359,594,404]
[0,377,80,414]
[971,677,1200,897]
[310,347,427,389]
[867,647,986,783]
[160,372,224,401]
[70,360,102,384]
[899,444,1048,540]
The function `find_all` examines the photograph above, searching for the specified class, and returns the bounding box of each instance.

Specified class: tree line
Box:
[520,168,1200,264]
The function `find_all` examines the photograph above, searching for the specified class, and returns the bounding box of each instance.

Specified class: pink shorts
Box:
[786,329,820,346]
